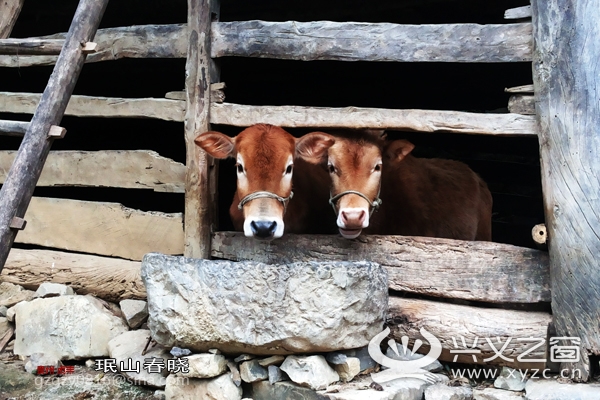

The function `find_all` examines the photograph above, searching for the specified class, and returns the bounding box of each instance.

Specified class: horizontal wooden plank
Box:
[0,150,185,192]
[211,103,537,136]
[505,6,532,20]
[508,94,535,115]
[2,248,145,301]
[211,232,550,303]
[0,119,28,136]
[16,197,184,261]
[505,84,534,93]
[388,297,551,368]
[0,24,187,67]
[0,38,63,55]
[0,92,185,121]
[211,21,532,62]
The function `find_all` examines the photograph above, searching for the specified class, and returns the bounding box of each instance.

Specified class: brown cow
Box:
[194,124,336,240]
[311,129,492,241]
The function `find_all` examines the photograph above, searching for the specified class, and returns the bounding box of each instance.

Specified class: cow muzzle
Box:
[329,190,382,239]
[239,191,293,240]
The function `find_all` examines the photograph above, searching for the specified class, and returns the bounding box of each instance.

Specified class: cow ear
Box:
[194,131,235,159]
[296,132,335,164]
[385,139,415,162]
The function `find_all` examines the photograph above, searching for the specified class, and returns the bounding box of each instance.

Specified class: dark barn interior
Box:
[0,0,542,248]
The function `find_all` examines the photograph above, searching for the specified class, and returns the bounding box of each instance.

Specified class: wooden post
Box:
[0,0,109,273]
[184,0,219,258]
[531,0,600,381]
[0,0,24,39]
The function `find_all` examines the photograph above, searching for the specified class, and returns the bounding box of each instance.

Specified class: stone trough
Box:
[141,253,388,355]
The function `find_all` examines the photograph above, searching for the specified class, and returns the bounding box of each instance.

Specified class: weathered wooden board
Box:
[0,150,185,192]
[388,297,551,369]
[212,21,532,63]
[212,232,550,303]
[0,0,109,272]
[508,95,535,115]
[15,197,184,261]
[532,0,600,381]
[505,84,534,93]
[0,92,185,121]
[0,39,64,55]
[211,103,537,136]
[0,0,24,39]
[0,24,187,67]
[2,248,145,301]
[0,119,28,136]
[184,0,219,259]
[505,6,532,20]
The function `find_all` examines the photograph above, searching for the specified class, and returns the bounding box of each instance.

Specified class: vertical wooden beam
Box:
[0,0,24,39]
[0,0,109,273]
[531,0,600,382]
[184,0,219,258]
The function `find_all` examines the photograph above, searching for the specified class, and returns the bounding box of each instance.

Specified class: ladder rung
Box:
[0,120,29,136]
[0,39,65,56]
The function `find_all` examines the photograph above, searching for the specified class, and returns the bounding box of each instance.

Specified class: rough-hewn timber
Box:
[505,84,534,93]
[505,6,532,20]
[532,0,600,381]
[508,95,535,115]
[211,232,550,303]
[0,0,109,273]
[210,103,537,136]
[0,39,64,55]
[2,248,145,301]
[16,197,184,261]
[0,119,28,136]
[211,21,532,62]
[388,297,551,369]
[0,150,185,192]
[0,92,185,121]
[0,24,187,68]
[0,0,24,39]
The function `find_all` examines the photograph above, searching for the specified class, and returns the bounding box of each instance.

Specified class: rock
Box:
[258,355,285,367]
[180,353,227,378]
[280,355,339,390]
[14,295,128,359]
[0,316,10,337]
[164,372,242,400]
[234,354,254,362]
[170,347,192,357]
[382,377,430,400]
[24,352,61,374]
[425,383,473,400]
[326,352,348,365]
[227,360,242,386]
[85,359,96,368]
[0,360,36,394]
[0,305,7,317]
[6,304,17,322]
[335,357,361,382]
[119,299,149,329]
[326,389,394,400]
[251,381,329,400]
[385,342,443,372]
[142,254,388,354]
[268,365,286,384]
[240,359,269,383]
[154,390,166,399]
[473,387,524,399]
[108,329,171,387]
[208,348,221,354]
[34,282,75,298]
[525,379,600,400]
[340,346,379,374]
[494,367,527,392]
[0,282,35,307]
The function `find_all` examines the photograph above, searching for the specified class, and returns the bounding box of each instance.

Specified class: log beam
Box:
[0,0,109,273]
[211,21,532,63]
[505,6,532,20]
[211,232,550,304]
[508,95,535,115]
[388,297,551,369]
[0,39,64,55]
[532,0,600,381]
[0,119,28,136]
[0,0,24,39]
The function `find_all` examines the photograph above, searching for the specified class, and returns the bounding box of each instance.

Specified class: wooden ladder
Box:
[0,0,110,272]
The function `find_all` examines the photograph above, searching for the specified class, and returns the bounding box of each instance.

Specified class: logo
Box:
[368,327,442,384]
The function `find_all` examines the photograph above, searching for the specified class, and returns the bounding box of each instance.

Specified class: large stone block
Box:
[142,254,388,354]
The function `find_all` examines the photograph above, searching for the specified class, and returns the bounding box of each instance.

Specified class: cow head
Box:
[195,124,334,240]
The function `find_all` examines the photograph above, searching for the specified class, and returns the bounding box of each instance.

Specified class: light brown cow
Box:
[311,129,492,241]
[194,124,336,240]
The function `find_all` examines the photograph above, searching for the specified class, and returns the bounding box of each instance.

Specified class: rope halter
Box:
[329,188,382,217]
[238,191,294,214]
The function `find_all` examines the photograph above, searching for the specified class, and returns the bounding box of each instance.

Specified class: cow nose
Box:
[341,210,366,227]
[250,220,277,239]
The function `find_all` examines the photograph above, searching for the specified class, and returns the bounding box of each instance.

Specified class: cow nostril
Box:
[250,220,277,238]
[358,210,366,222]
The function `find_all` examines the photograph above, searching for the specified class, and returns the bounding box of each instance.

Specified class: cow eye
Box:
[374,164,382,172]
[236,164,244,174]
[328,163,336,174]
[285,164,293,174]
